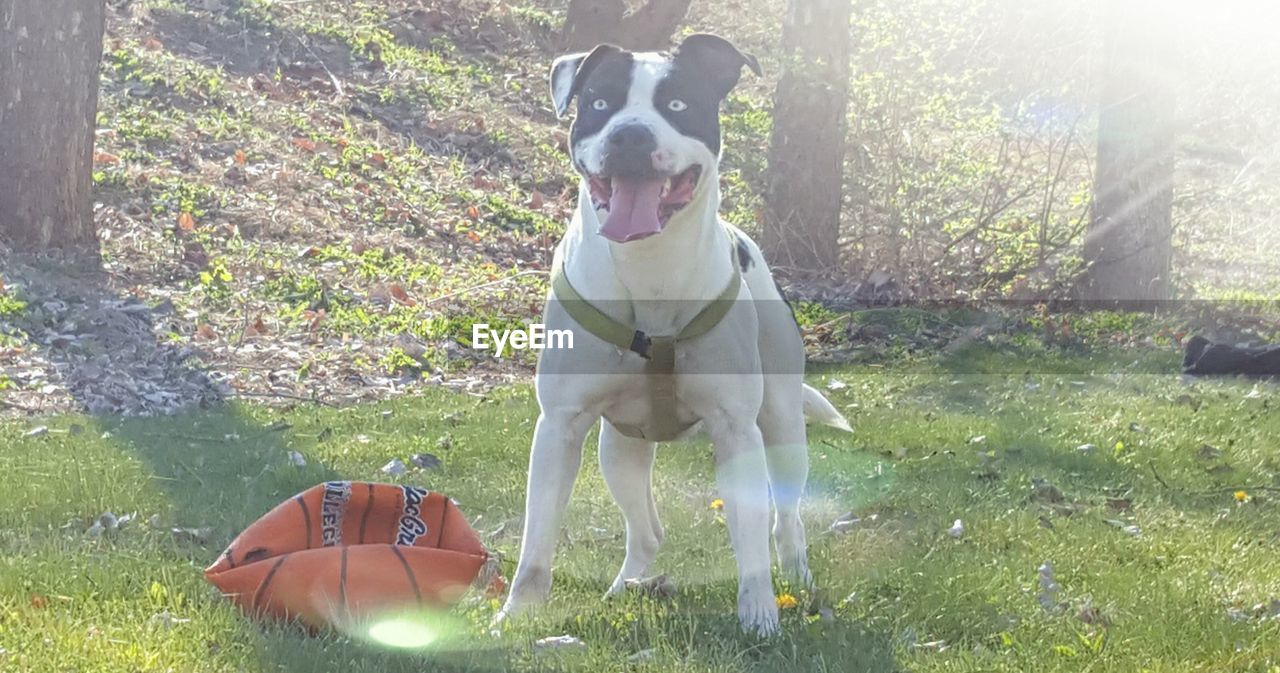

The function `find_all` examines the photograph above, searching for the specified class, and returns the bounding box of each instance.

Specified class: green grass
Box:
[3,345,1280,672]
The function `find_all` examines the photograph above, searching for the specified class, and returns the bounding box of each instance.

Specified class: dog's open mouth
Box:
[588,165,702,243]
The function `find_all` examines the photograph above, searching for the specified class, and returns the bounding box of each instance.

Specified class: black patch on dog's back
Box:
[733,232,754,272]
[773,277,800,334]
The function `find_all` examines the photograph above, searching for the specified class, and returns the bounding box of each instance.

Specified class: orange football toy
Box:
[205,482,502,631]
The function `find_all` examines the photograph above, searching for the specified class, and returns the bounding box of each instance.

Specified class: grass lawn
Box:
[2,344,1279,672]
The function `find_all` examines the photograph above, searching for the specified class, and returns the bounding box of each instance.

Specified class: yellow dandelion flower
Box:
[1234,490,1249,503]
[710,498,725,511]
[776,593,799,610]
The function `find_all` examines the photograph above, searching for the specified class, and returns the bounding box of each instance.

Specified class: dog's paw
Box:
[777,555,814,589]
[603,577,626,599]
[738,598,781,637]
[487,611,508,637]
[737,580,780,637]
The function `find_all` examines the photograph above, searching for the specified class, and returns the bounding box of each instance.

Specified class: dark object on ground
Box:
[1183,335,1280,377]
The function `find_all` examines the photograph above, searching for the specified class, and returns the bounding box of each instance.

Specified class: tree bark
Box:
[763,0,851,269]
[0,0,105,253]
[1081,0,1175,306]
[561,0,694,52]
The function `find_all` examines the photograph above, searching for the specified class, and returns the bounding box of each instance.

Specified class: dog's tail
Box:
[802,384,853,432]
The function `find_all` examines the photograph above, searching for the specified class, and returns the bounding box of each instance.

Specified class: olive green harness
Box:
[550,241,742,442]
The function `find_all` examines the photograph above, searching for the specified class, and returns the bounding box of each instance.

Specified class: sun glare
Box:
[366,617,439,650]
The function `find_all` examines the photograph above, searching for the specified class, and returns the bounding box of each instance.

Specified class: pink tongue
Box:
[601,177,666,243]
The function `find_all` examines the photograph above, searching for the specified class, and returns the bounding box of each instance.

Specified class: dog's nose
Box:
[609,124,654,149]
[603,123,658,178]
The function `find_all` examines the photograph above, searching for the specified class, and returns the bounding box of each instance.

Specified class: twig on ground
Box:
[423,270,546,305]
[1148,460,1172,489]
[235,389,338,407]
[0,398,38,412]
[296,34,345,98]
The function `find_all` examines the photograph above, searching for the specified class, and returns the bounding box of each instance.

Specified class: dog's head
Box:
[549,34,761,243]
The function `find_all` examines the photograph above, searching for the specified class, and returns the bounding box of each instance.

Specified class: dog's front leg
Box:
[706,415,778,637]
[496,409,596,625]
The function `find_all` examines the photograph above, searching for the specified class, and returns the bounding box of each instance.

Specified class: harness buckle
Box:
[629,330,652,359]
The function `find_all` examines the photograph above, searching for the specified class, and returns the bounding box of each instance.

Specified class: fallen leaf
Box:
[466,205,480,221]
[150,610,192,629]
[828,511,860,534]
[1198,444,1224,459]
[528,190,545,210]
[1038,562,1064,613]
[1031,477,1065,504]
[534,635,586,653]
[303,308,327,332]
[233,149,247,166]
[382,458,407,476]
[171,527,214,545]
[1105,497,1132,512]
[195,324,219,341]
[388,284,416,307]
[87,511,132,537]
[1104,519,1142,537]
[410,453,442,470]
[244,316,270,337]
[1076,597,1109,626]
[624,574,677,600]
[93,151,121,165]
[626,649,656,663]
[291,137,317,152]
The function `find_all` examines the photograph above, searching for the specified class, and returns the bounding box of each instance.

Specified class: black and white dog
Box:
[496,34,850,636]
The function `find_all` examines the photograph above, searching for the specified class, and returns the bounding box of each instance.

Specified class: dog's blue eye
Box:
[667,99,688,112]
[592,99,609,111]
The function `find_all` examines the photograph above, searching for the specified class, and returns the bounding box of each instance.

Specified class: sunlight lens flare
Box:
[366,616,439,649]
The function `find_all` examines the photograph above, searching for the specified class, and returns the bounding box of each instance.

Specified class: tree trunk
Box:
[1081,0,1175,306]
[763,0,851,269]
[562,0,694,52]
[0,0,105,253]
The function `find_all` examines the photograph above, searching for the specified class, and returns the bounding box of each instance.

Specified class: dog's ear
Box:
[549,44,623,119]
[673,33,762,99]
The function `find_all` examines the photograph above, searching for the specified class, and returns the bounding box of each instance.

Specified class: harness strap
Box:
[549,245,742,357]
[549,236,742,441]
